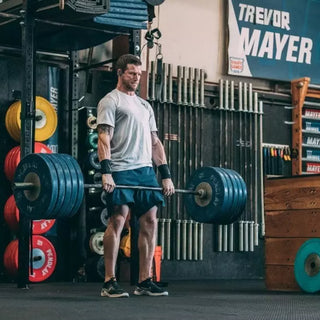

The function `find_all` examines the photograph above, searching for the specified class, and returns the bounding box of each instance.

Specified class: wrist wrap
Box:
[158,164,171,179]
[100,159,112,174]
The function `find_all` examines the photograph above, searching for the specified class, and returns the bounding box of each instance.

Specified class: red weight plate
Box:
[10,143,52,181]
[32,219,56,235]
[3,240,18,276]
[29,235,57,282]
[4,195,55,234]
[4,146,19,181]
[34,142,52,154]
[4,148,13,180]
[10,147,20,176]
[9,147,21,181]
[3,195,19,232]
[4,236,57,282]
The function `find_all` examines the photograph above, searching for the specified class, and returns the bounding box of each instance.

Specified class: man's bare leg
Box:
[133,206,168,296]
[103,205,130,282]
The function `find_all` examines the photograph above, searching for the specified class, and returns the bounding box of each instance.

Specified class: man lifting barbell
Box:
[97,54,175,298]
[12,57,247,291]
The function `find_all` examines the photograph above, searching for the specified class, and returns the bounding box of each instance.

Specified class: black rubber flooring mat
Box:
[0,280,319,320]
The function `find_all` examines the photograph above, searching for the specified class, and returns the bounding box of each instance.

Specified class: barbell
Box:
[12,153,247,225]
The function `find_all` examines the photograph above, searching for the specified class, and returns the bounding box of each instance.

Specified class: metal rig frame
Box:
[16,1,141,288]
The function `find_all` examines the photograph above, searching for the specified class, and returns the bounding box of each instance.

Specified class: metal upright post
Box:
[129,30,141,285]
[69,51,80,159]
[18,0,36,289]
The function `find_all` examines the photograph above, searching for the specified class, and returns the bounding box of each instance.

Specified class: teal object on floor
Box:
[294,238,320,293]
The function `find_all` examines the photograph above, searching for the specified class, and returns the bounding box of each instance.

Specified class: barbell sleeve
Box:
[159,218,165,259]
[187,220,193,260]
[165,218,171,260]
[13,182,35,190]
[182,219,187,260]
[198,223,203,260]
[193,221,199,260]
[175,219,181,260]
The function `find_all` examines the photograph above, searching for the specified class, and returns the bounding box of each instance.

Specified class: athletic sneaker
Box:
[133,278,169,296]
[101,278,129,298]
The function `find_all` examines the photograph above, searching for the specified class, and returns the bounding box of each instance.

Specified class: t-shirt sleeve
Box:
[148,103,157,132]
[97,95,116,127]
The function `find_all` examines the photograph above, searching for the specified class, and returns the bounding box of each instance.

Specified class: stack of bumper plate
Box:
[94,0,148,29]
[3,236,57,282]
[0,0,147,51]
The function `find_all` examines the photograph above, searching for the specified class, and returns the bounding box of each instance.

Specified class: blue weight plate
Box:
[214,167,234,224]
[209,167,233,222]
[37,154,66,218]
[50,154,73,218]
[58,154,79,218]
[221,168,241,224]
[224,169,245,223]
[14,153,58,220]
[64,154,84,217]
[294,238,320,293]
[227,169,247,211]
[69,154,85,216]
[184,166,227,223]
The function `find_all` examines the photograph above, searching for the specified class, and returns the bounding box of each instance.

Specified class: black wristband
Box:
[158,164,171,179]
[100,159,112,174]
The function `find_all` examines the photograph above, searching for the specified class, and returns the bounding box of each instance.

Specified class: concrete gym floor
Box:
[0,280,319,320]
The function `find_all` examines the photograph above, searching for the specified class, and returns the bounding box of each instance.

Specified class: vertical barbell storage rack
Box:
[18,0,36,288]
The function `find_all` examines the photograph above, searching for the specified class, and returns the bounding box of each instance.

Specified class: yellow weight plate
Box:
[4,104,12,138]
[5,101,20,142]
[11,96,58,142]
[33,96,57,141]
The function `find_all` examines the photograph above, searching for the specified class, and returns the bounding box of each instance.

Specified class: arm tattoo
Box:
[97,124,113,136]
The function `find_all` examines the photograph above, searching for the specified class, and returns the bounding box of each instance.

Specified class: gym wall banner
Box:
[228,0,320,84]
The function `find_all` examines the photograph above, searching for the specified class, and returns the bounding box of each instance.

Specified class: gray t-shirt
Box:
[97,89,157,172]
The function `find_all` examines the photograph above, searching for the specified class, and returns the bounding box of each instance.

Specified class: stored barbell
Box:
[12,153,247,225]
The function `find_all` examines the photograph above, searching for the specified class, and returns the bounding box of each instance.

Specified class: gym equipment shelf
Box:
[291,77,320,175]
[0,0,149,52]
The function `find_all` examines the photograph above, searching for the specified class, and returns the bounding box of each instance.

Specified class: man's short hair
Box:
[115,54,142,74]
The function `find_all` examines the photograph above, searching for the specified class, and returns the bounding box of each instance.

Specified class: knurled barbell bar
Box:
[12,153,247,224]
[14,182,202,195]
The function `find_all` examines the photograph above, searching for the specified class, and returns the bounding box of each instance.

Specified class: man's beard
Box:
[123,81,138,92]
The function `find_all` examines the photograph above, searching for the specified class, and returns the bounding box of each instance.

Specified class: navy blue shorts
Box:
[106,166,165,218]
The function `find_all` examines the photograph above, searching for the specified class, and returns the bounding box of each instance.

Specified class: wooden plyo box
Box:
[264,175,320,291]
[264,174,320,212]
